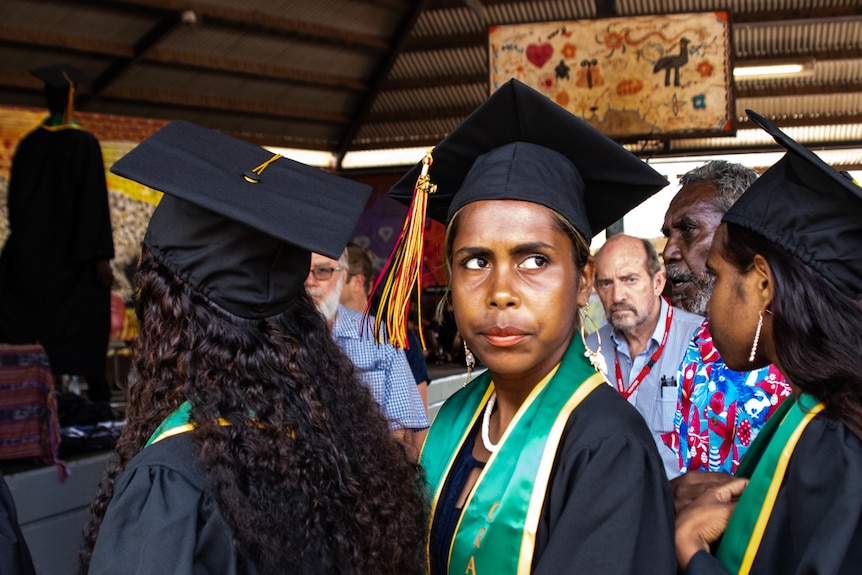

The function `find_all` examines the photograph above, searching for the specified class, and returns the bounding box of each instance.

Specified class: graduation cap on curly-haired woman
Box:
[111,120,372,319]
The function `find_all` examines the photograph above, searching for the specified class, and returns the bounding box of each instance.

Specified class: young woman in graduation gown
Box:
[377,80,677,575]
[78,121,427,574]
[674,111,862,574]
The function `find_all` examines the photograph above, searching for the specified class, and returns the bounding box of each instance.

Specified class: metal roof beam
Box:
[81,15,179,110]
[334,0,433,170]
[99,86,352,124]
[143,50,368,91]
[110,0,390,51]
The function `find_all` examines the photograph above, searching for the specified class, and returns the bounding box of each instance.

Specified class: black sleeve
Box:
[684,416,862,575]
[533,387,677,575]
[756,416,862,574]
[88,441,245,574]
[72,132,114,262]
[683,550,729,575]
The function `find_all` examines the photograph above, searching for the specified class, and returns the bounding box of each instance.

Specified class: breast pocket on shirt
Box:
[656,380,679,432]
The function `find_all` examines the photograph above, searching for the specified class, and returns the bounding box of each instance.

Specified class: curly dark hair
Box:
[80,247,427,574]
[717,223,862,439]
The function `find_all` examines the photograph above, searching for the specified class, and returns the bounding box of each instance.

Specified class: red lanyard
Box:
[614,298,673,400]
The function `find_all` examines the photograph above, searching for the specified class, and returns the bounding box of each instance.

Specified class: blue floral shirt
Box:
[671,319,792,474]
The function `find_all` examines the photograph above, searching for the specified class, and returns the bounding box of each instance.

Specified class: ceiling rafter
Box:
[0,0,858,167]
[109,0,391,51]
[335,0,433,169]
[144,49,368,91]
[100,85,352,124]
[364,105,862,132]
[0,27,368,93]
[0,26,133,58]
[82,15,179,110]
[426,0,862,22]
[737,80,862,99]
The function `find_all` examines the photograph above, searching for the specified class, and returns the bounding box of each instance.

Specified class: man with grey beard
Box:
[660,161,791,475]
[662,160,756,315]
[305,249,428,457]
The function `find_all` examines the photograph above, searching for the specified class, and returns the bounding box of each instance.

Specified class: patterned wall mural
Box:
[489,12,733,139]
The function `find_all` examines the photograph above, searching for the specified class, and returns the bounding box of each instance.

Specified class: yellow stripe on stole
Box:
[424,384,494,573]
[738,402,824,574]
[517,372,608,573]
[149,417,234,445]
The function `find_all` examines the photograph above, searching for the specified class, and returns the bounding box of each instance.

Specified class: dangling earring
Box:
[463,340,475,384]
[749,310,764,363]
[580,307,607,375]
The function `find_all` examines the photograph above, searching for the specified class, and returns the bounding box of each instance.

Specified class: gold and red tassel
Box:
[369,149,436,350]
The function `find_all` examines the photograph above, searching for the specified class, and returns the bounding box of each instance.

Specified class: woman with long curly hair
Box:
[79,121,427,574]
[376,80,676,574]
[674,111,862,574]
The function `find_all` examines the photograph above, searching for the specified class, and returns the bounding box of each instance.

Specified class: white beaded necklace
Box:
[481,391,499,453]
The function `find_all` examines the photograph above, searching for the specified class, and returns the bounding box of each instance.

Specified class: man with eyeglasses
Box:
[305,249,429,458]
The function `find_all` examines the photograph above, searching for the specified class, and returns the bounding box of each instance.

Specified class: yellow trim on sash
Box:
[517,371,607,573]
[149,417,234,445]
[425,383,494,572]
[428,384,495,505]
[40,123,83,132]
[738,402,824,574]
[448,364,562,568]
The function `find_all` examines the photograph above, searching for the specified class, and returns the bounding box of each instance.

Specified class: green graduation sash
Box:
[145,401,237,447]
[40,114,83,131]
[420,337,606,575]
[715,393,824,574]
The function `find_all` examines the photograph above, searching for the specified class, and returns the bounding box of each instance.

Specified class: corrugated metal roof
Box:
[0,0,858,171]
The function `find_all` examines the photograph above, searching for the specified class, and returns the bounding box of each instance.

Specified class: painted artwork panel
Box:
[489,12,733,139]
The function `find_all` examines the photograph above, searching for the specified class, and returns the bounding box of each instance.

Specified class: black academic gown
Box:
[431,383,677,575]
[685,414,862,575]
[89,433,259,575]
[0,471,36,575]
[533,384,676,574]
[0,124,114,376]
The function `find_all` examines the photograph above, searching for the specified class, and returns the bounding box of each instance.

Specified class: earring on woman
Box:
[463,340,475,384]
[749,310,764,363]
[580,308,607,375]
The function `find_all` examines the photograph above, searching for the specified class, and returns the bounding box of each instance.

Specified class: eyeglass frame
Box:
[308,265,345,281]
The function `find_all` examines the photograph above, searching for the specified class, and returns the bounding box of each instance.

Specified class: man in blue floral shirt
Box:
[661,161,792,473]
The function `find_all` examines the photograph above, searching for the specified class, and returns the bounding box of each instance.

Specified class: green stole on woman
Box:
[40,113,83,131]
[715,393,824,574]
[145,401,238,447]
[419,337,606,575]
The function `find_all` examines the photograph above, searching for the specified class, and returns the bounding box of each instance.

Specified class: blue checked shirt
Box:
[332,305,429,431]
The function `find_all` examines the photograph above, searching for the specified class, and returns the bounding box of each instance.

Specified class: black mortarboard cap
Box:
[724,110,862,297]
[388,79,668,239]
[111,120,371,319]
[30,64,88,90]
[373,79,667,349]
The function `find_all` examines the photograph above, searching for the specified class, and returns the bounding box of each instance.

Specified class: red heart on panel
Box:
[526,43,553,68]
